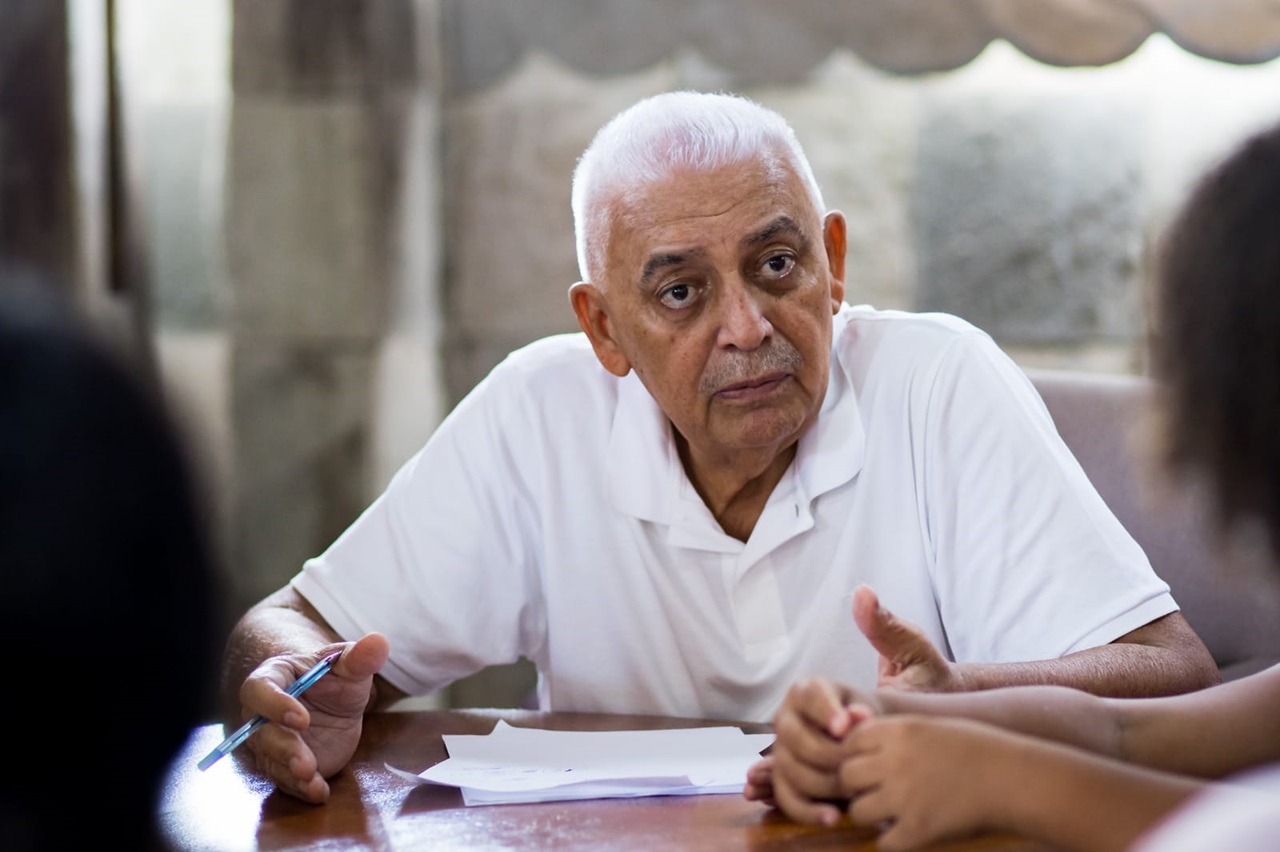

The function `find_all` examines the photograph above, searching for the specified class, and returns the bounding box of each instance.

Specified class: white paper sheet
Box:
[387,720,774,806]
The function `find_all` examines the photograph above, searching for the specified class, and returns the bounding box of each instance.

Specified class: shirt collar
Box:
[793,333,865,504]
[607,372,680,524]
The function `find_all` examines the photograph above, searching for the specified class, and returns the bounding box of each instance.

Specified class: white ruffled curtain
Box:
[441,0,1280,93]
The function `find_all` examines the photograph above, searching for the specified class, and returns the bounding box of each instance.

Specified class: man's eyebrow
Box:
[639,249,706,288]
[743,216,806,248]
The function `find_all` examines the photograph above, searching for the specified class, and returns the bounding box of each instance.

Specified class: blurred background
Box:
[5,0,1280,712]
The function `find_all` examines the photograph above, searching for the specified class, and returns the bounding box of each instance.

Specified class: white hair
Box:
[570,90,826,284]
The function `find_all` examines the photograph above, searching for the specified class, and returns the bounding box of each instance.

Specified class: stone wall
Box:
[0,3,75,290]
[122,0,446,648]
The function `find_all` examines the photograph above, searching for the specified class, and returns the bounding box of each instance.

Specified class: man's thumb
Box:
[852,585,919,662]
[337,632,391,679]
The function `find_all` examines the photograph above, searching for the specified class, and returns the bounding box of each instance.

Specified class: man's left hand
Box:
[853,585,966,692]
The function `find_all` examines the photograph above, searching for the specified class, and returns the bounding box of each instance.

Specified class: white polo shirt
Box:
[293,304,1176,722]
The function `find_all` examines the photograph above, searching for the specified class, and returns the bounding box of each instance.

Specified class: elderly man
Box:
[222,91,1217,804]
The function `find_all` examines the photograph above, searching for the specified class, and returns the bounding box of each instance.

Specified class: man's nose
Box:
[716,280,772,351]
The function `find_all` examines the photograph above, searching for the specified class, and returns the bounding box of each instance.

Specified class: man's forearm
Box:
[954,642,1214,697]
[956,612,1220,698]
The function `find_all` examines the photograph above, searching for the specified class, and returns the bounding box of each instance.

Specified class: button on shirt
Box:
[293,304,1177,723]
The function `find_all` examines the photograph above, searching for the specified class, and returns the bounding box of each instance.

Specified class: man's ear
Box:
[822,211,848,312]
[569,281,632,377]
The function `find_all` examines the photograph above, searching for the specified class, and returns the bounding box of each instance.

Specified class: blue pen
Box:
[198,652,341,771]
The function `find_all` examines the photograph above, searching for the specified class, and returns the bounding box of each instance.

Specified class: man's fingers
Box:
[270,761,329,804]
[248,726,330,803]
[296,774,331,804]
[239,659,311,724]
[253,722,313,772]
[240,634,387,724]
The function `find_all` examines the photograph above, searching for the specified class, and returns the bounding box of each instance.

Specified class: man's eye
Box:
[659,283,693,308]
[762,254,795,278]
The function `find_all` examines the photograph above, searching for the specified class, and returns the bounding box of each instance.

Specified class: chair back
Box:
[1027,368,1280,680]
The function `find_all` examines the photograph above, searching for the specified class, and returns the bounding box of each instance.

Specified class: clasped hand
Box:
[749,686,1014,851]
[744,587,1003,850]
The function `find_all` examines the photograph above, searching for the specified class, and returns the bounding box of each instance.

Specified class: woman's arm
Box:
[840,716,1205,852]
[873,664,1280,778]
[756,677,1124,824]
[873,680,1121,754]
[1113,664,1280,776]
[756,666,1280,829]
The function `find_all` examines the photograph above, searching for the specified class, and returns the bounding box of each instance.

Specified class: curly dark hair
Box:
[1153,120,1280,561]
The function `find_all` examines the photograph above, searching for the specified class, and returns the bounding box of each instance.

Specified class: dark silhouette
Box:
[0,267,220,851]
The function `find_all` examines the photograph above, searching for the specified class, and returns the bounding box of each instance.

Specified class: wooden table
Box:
[159,709,1054,851]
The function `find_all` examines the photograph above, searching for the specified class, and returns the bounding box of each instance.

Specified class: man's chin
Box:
[712,411,809,456]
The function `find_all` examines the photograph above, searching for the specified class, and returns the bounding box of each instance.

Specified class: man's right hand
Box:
[238,632,390,803]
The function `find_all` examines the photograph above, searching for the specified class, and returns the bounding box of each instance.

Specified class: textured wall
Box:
[0,3,75,288]
[127,0,445,640]
[224,0,444,619]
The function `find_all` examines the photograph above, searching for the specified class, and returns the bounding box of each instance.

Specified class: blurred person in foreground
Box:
[748,119,1280,852]
[0,269,219,851]
[219,90,1216,804]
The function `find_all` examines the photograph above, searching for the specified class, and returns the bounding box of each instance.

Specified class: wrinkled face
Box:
[573,154,846,467]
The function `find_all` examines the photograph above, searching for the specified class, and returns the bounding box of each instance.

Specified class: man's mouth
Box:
[715,372,790,400]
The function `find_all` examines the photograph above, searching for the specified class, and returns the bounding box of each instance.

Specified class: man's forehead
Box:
[641,154,803,206]
[619,169,813,243]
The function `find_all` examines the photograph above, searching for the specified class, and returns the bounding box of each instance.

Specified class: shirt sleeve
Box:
[291,356,547,696]
[920,330,1177,663]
